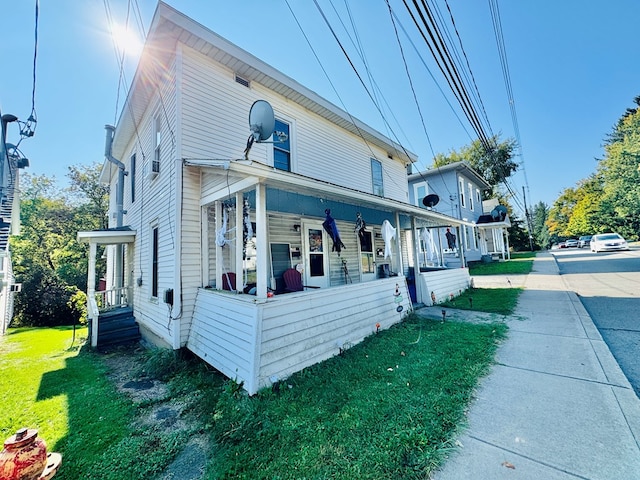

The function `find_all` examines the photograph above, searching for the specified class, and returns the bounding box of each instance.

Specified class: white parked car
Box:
[590,233,629,253]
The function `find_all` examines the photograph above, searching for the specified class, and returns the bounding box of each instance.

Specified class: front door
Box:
[302,222,329,288]
[359,230,376,282]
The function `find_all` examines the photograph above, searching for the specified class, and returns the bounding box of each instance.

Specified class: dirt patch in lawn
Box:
[100,345,210,480]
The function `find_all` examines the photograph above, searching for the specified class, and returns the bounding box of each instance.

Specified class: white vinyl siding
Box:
[179,47,409,202]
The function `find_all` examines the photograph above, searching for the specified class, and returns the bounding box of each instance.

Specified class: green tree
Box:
[11,163,107,326]
[433,135,518,198]
[531,201,550,249]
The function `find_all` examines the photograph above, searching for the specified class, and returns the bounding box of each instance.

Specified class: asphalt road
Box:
[552,246,640,396]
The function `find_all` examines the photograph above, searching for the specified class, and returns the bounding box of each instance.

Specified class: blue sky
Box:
[2,1,640,213]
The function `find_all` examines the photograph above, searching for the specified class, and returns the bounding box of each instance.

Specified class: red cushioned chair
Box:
[283,268,319,292]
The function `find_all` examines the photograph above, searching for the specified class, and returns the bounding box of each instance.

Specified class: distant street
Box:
[552,247,640,396]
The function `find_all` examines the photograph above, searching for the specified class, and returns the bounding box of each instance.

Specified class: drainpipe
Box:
[104,125,127,290]
[1,113,18,199]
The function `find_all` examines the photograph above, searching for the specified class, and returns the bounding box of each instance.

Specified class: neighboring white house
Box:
[408,160,510,265]
[0,114,28,335]
[78,2,471,394]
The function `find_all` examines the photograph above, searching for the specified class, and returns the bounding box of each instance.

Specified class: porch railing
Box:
[94,286,133,312]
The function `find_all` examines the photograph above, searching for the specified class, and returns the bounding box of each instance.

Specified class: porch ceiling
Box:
[186,159,470,227]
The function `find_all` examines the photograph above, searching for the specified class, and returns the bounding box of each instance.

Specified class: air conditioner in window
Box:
[146,161,160,180]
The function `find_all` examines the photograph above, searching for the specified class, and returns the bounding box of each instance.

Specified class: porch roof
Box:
[77,227,137,245]
[186,159,472,228]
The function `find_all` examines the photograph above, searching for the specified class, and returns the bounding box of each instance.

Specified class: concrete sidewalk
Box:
[420,251,640,480]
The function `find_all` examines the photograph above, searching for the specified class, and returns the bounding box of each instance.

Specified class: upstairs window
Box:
[476,188,481,206]
[273,119,291,171]
[414,182,428,207]
[459,177,465,208]
[468,183,474,211]
[130,153,136,203]
[371,158,384,196]
[153,115,161,174]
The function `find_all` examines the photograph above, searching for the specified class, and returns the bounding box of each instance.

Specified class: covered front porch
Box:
[77,227,138,348]
[184,160,471,393]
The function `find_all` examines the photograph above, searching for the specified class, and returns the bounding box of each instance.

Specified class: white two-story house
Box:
[78,2,471,394]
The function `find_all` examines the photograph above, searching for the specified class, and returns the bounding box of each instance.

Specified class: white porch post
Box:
[394,211,404,275]
[255,184,268,299]
[504,228,511,260]
[215,201,223,288]
[87,242,98,347]
[410,217,424,304]
[235,192,244,292]
[201,206,209,287]
[457,226,466,268]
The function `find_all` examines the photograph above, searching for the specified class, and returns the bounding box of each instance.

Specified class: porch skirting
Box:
[186,277,412,394]
[416,268,471,306]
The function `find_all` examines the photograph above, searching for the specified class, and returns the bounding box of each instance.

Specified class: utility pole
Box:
[522,186,534,251]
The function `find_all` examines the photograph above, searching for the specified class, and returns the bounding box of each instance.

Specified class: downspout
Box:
[104,125,127,289]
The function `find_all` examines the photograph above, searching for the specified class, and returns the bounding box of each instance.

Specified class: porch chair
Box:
[222,272,236,291]
[283,268,319,292]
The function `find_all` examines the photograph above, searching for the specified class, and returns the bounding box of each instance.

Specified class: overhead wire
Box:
[16,0,39,146]
[488,0,529,214]
[385,0,454,204]
[402,0,492,152]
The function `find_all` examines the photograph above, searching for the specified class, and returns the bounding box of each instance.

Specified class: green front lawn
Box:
[469,251,536,275]
[1,315,506,479]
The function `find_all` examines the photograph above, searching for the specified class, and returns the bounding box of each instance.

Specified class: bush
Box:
[12,265,82,327]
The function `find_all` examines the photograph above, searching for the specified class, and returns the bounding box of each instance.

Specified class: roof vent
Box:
[235,75,250,88]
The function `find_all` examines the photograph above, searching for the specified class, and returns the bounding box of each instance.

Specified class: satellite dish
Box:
[248,100,275,142]
[422,194,440,208]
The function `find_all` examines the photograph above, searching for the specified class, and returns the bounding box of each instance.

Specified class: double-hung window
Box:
[371,158,384,196]
[414,182,428,207]
[459,177,466,208]
[153,115,161,174]
[130,153,136,203]
[273,119,291,171]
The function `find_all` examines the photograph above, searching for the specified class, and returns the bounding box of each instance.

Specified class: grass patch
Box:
[438,287,521,315]
[206,314,506,478]
[1,316,506,479]
[469,251,536,276]
[0,327,222,480]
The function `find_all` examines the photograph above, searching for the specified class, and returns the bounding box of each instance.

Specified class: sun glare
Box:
[111,23,143,57]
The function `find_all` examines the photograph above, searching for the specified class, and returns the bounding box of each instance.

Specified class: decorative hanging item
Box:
[420,227,439,265]
[354,212,369,250]
[381,220,396,259]
[322,209,346,255]
[215,204,231,247]
[242,197,253,258]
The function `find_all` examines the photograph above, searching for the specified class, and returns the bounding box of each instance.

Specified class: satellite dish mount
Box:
[244,100,287,160]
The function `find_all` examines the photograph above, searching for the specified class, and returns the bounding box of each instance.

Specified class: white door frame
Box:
[302,221,330,288]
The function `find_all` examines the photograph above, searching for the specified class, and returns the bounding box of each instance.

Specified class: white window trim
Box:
[413,181,428,207]
[271,114,295,172]
[371,158,384,196]
[459,177,466,208]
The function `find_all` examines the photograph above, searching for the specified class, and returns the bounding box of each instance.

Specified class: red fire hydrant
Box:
[0,428,61,480]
